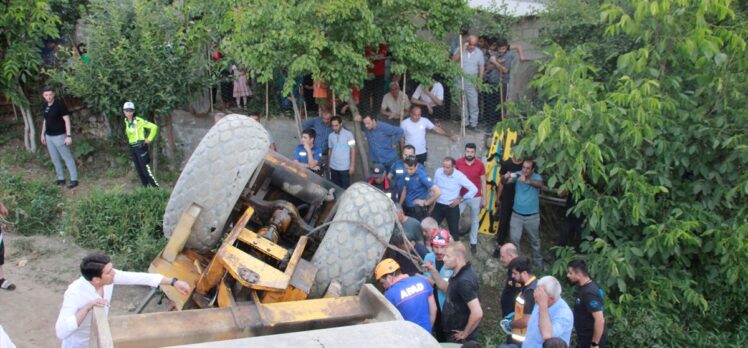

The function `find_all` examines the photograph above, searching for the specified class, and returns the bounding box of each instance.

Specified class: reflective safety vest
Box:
[124,116,158,144]
[512,275,538,342]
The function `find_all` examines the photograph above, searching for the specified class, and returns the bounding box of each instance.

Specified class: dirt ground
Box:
[0,232,171,348]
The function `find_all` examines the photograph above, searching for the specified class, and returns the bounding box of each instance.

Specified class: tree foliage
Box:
[187,0,471,98]
[0,0,60,108]
[50,0,207,126]
[510,0,748,345]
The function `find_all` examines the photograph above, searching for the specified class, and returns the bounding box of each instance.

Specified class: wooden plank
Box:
[218,245,290,291]
[237,228,288,261]
[90,307,113,348]
[163,204,202,262]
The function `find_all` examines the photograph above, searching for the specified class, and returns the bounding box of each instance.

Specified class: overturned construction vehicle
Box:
[89,114,440,347]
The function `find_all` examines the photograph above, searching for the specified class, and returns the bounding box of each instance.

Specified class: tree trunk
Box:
[164,112,176,164]
[20,106,36,153]
[289,93,303,141]
[16,86,36,153]
[348,95,369,179]
[152,114,159,176]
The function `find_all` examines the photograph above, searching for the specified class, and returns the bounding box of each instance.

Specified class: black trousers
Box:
[431,202,461,241]
[416,152,428,165]
[497,195,514,245]
[403,205,428,222]
[129,143,159,187]
[330,169,350,189]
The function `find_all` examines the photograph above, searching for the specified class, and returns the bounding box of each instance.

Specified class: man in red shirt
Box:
[362,43,389,117]
[455,143,486,254]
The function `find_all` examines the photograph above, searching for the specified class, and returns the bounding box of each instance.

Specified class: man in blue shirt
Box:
[389,144,417,196]
[502,158,544,269]
[362,114,404,170]
[523,276,574,347]
[422,228,454,342]
[294,128,323,174]
[400,156,441,221]
[375,258,437,333]
[302,107,333,153]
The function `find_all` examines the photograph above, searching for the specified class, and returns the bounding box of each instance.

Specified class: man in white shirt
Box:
[55,253,191,348]
[400,106,458,164]
[411,81,445,120]
[380,82,411,123]
[432,157,478,242]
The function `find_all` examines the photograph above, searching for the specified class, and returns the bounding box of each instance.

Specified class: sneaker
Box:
[54,179,65,186]
[67,180,79,189]
[470,244,477,255]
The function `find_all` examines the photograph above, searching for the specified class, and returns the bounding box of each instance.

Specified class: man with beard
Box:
[422,229,454,341]
[456,143,487,253]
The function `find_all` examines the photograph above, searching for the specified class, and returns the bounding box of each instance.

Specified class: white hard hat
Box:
[123,101,135,110]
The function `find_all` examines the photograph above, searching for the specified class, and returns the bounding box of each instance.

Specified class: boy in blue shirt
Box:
[294,128,323,175]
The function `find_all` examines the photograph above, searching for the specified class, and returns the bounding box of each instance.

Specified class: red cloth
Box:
[456,157,486,197]
[211,50,222,62]
[366,44,388,76]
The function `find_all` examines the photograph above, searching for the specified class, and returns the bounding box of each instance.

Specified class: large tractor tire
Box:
[163,114,269,252]
[310,183,395,297]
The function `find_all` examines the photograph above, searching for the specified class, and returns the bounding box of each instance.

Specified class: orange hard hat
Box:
[374,258,400,281]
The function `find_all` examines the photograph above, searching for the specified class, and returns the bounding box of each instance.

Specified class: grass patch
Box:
[67,187,171,270]
[0,168,64,235]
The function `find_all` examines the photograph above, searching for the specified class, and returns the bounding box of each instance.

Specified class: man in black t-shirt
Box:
[567,260,608,348]
[40,87,79,188]
[441,242,483,343]
[493,154,523,256]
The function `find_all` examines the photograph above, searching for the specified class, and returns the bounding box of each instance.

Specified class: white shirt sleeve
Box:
[0,325,16,348]
[412,85,423,100]
[458,170,478,199]
[113,270,164,287]
[55,284,85,340]
[424,118,435,130]
[432,83,444,101]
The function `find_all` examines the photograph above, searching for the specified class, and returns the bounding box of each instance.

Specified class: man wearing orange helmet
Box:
[375,258,436,333]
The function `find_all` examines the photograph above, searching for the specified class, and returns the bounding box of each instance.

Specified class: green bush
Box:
[68,187,170,270]
[0,170,63,235]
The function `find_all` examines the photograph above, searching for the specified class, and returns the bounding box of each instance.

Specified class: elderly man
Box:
[441,242,483,343]
[452,35,484,130]
[362,114,404,171]
[499,244,521,318]
[432,157,478,244]
[375,258,437,333]
[400,106,458,164]
[380,81,411,122]
[56,253,191,348]
[522,276,574,347]
[393,203,428,258]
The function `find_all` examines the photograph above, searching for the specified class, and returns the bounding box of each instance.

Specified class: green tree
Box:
[0,0,61,152]
[50,0,209,167]
[188,0,471,172]
[509,0,747,345]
